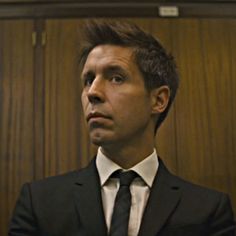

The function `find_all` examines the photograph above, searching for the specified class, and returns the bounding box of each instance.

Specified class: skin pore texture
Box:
[81,45,170,169]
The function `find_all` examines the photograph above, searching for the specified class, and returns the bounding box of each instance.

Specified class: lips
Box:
[86,112,111,122]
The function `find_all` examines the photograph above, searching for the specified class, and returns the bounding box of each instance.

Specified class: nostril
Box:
[88,94,103,104]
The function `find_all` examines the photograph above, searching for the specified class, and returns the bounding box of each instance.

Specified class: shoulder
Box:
[159,159,227,199]
[173,174,232,213]
[157,160,235,233]
[29,159,96,189]
[23,164,92,198]
[160,161,234,222]
[31,169,81,186]
[158,159,233,214]
[173,174,225,198]
[170,175,235,233]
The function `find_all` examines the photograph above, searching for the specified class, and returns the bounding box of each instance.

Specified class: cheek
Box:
[81,93,88,110]
[112,94,151,123]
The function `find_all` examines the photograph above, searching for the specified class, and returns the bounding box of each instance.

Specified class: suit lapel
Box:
[73,159,107,236]
[138,160,182,236]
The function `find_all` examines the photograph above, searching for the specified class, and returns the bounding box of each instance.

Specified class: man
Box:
[9,20,235,236]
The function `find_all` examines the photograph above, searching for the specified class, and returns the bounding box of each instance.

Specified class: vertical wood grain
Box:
[0,20,34,236]
[199,19,236,207]
[171,19,212,183]
[44,19,86,176]
[34,19,46,180]
[228,20,236,212]
[170,19,236,214]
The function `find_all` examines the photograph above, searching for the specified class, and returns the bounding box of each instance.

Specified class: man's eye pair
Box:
[83,75,125,86]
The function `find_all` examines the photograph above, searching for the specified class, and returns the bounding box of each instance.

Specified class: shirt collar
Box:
[96,147,159,188]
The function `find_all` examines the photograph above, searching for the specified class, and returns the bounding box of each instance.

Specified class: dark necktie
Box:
[109,170,137,236]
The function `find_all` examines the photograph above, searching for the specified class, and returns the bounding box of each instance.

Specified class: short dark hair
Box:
[79,20,179,131]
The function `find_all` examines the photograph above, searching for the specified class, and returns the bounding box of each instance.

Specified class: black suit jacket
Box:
[9,159,236,236]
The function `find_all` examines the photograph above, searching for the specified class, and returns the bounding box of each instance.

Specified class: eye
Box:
[110,75,126,84]
[84,77,93,86]
[83,74,95,87]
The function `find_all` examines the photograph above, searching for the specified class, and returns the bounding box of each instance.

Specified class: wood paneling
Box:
[171,19,211,182]
[199,19,236,207]
[0,20,34,236]
[1,17,236,235]
[33,20,46,180]
[167,18,236,211]
[44,19,84,176]
[229,20,236,212]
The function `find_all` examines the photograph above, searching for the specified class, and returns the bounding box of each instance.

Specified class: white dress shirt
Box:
[96,147,159,236]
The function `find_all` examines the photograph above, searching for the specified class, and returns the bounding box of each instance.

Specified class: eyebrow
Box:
[104,65,129,76]
[81,70,94,80]
[82,64,130,79]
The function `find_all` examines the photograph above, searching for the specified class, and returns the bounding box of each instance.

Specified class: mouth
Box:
[86,112,111,122]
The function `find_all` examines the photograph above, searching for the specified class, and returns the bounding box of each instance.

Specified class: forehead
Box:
[82,45,137,73]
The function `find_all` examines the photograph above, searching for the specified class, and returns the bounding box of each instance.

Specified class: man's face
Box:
[81,45,156,147]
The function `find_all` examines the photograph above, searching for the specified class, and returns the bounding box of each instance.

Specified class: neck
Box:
[101,142,155,169]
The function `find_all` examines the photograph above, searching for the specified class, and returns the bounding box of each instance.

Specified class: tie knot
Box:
[119,171,137,186]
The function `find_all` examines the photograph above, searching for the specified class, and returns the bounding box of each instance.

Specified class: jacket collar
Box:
[73,159,107,236]
[138,159,182,236]
[73,158,181,236]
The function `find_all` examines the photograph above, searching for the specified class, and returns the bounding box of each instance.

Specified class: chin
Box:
[90,134,115,147]
[89,128,119,147]
[90,133,108,146]
[91,138,104,146]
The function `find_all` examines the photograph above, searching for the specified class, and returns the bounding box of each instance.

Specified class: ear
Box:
[150,86,170,114]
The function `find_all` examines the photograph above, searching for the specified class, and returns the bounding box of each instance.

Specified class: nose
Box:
[87,77,105,104]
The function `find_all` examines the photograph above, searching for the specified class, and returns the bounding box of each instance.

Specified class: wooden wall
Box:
[0,18,236,235]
